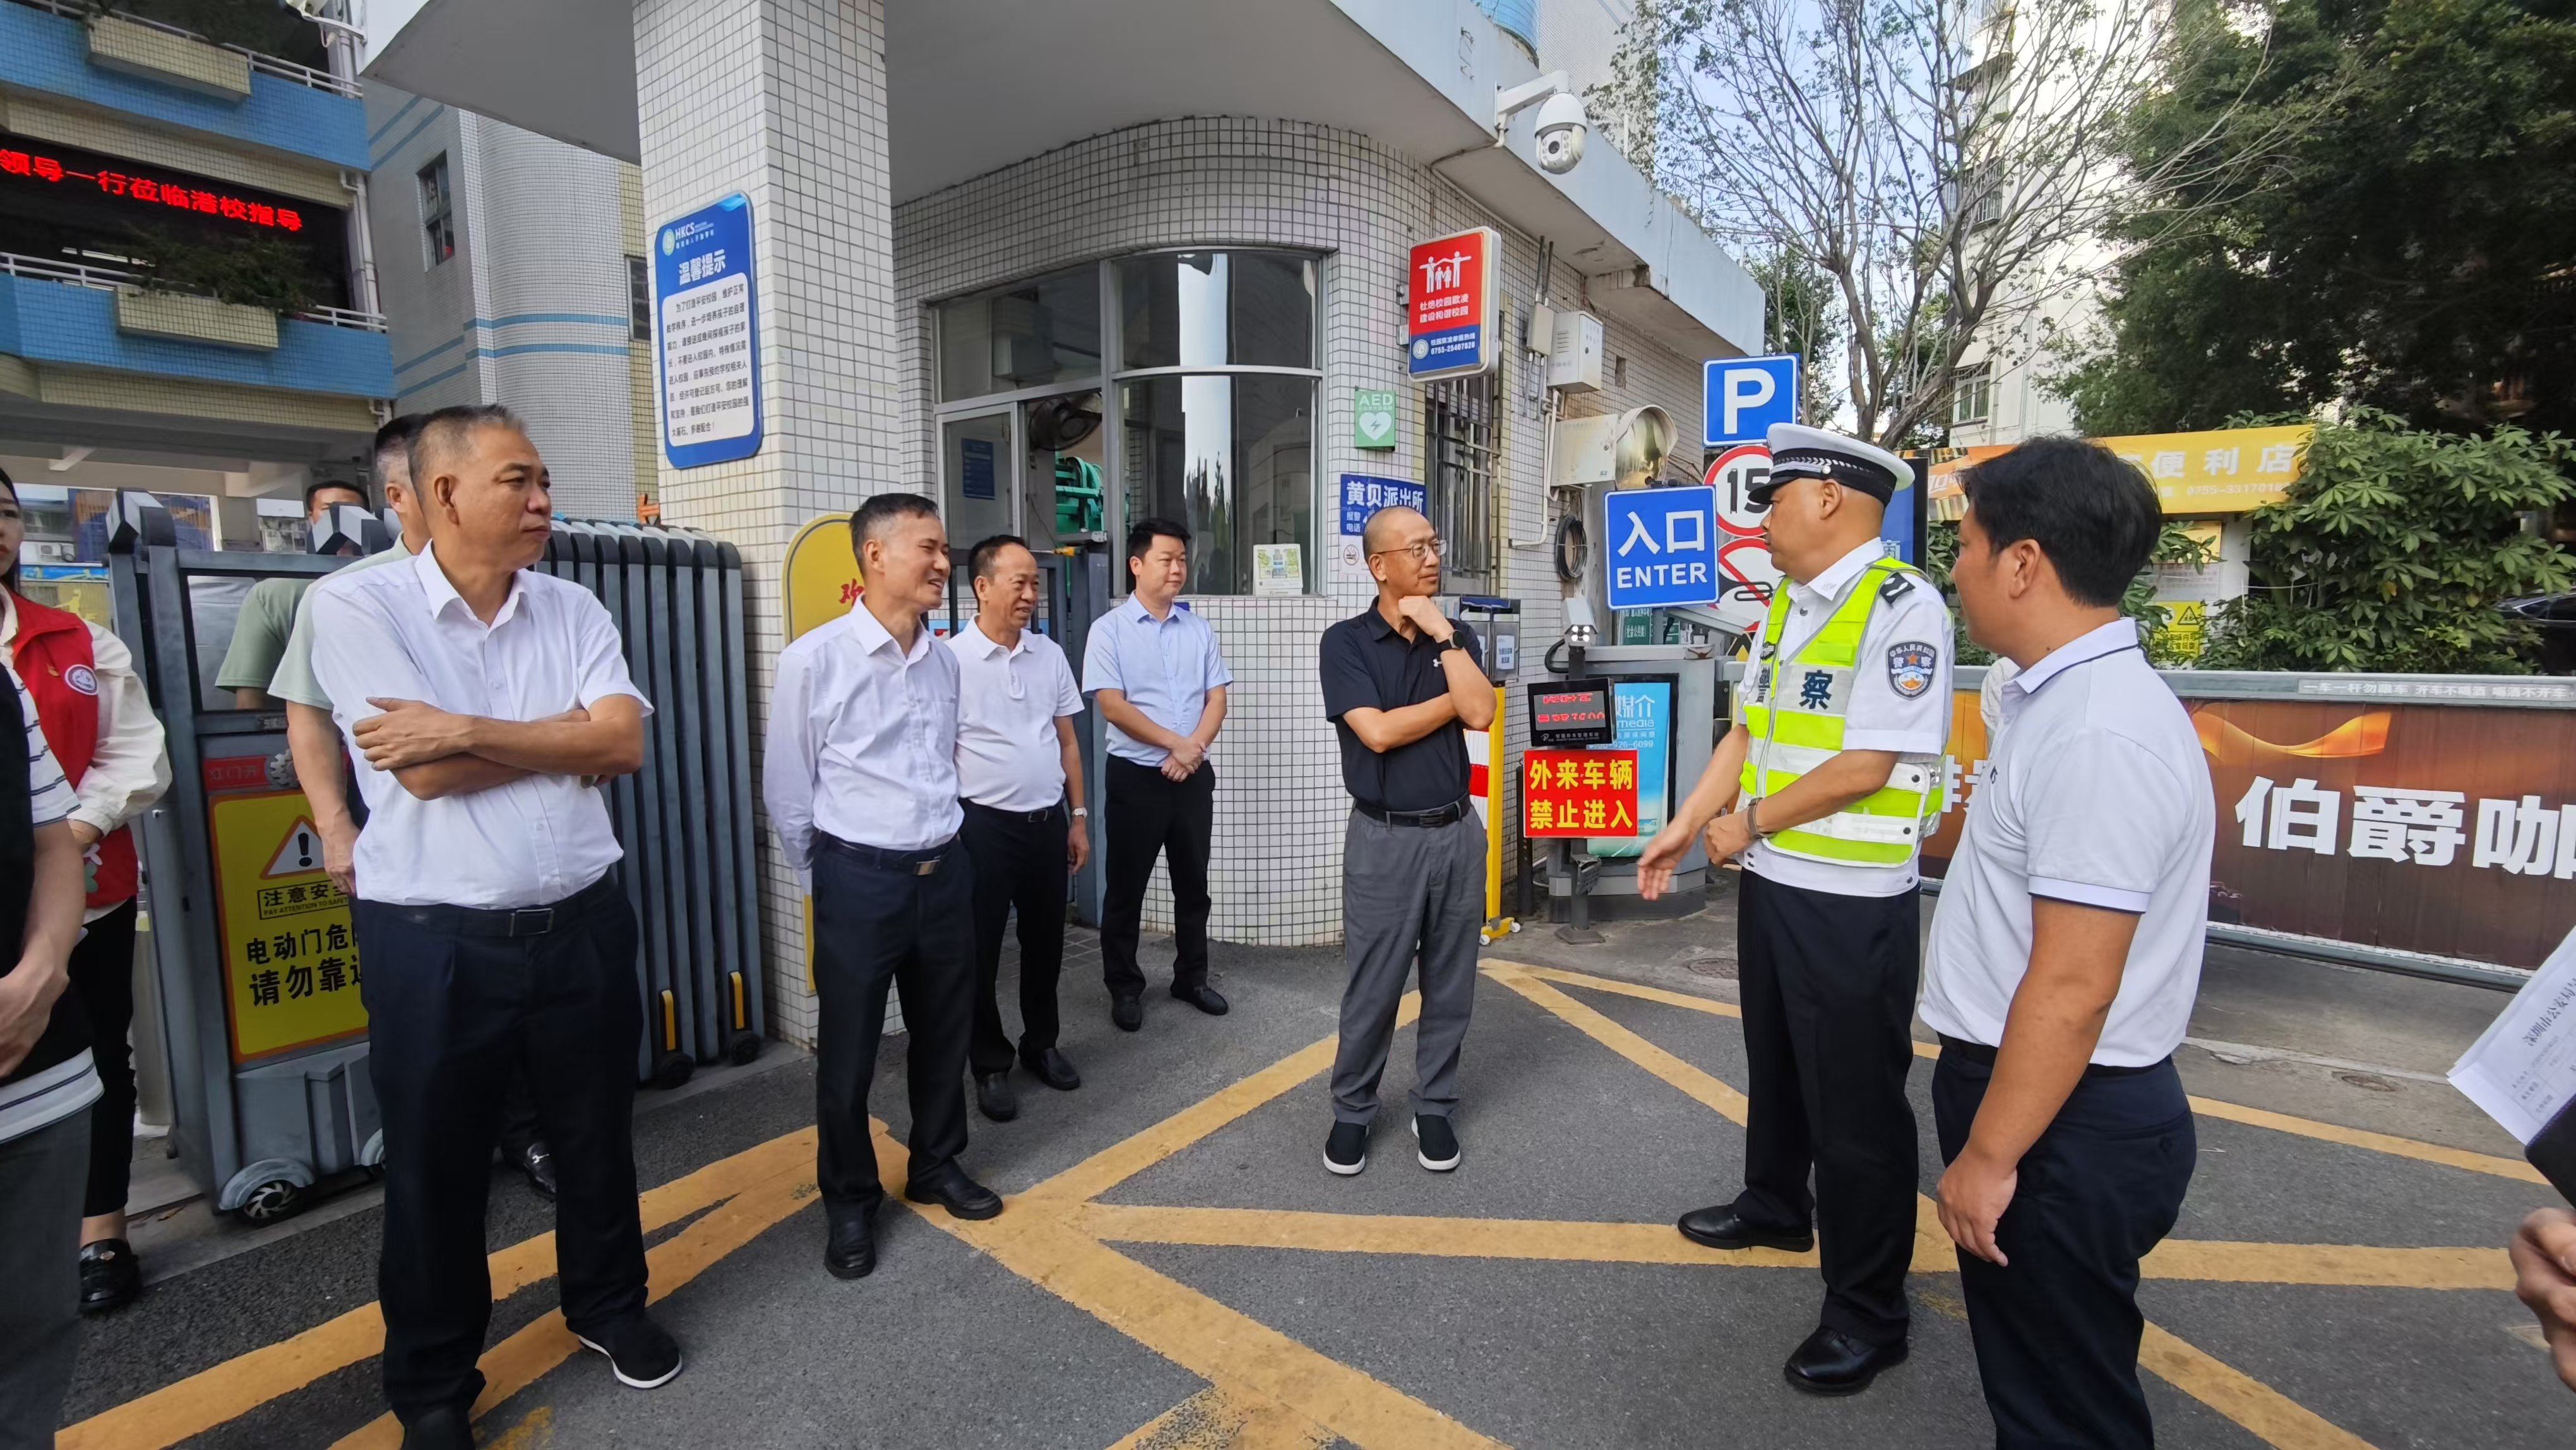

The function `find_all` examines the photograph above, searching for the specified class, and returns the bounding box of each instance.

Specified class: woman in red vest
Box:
[0,470,170,1312]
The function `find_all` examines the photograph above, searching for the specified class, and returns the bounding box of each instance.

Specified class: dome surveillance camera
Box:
[1534,92,1589,174]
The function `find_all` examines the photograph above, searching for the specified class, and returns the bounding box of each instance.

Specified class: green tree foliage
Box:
[2200,411,2575,673]
[2060,0,2576,436]
[129,226,325,315]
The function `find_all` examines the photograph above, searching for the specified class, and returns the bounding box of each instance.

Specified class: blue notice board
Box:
[961,438,996,499]
[655,193,763,469]
[1589,678,1673,859]
[1337,474,1428,537]
[1603,486,1721,611]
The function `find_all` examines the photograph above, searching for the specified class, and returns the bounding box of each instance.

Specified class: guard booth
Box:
[109,501,766,1223]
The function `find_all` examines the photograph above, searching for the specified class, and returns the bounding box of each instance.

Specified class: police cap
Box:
[1750,423,1912,507]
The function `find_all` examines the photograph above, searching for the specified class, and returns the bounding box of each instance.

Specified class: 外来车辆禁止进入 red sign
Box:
[1525,748,1640,837]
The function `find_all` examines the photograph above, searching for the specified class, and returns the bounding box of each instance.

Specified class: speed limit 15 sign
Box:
[1707,444,1771,536]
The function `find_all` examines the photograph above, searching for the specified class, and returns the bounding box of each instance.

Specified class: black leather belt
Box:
[963,800,1061,825]
[819,832,955,876]
[1938,1034,2166,1079]
[361,875,621,938]
[1356,798,1470,828]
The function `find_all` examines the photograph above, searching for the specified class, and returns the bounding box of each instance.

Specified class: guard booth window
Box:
[1425,372,1499,589]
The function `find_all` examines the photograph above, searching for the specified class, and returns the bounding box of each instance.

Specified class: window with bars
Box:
[626,255,651,340]
[417,155,453,268]
[1952,362,1994,426]
[1424,371,1500,587]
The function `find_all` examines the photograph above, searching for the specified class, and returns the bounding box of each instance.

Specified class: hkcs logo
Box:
[660,228,676,255]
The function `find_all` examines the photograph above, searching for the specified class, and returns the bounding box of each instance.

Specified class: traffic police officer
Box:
[1923,437,2212,1448]
[1639,422,1950,1396]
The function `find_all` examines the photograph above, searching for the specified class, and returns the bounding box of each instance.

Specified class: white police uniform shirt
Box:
[948,620,1082,812]
[309,542,650,910]
[764,604,962,889]
[1742,539,1953,897]
[1920,620,2215,1066]
[1081,595,1232,766]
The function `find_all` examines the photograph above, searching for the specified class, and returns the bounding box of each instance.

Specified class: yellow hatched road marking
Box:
[57,1128,816,1450]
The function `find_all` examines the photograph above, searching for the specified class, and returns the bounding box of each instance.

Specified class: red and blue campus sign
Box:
[1407,227,1499,381]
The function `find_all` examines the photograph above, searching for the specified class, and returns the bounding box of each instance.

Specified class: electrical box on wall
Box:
[1546,310,1604,392]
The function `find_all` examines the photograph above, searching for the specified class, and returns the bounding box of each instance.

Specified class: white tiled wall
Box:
[893,116,1707,949]
[636,0,900,1044]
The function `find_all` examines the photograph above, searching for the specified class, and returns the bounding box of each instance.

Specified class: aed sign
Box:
[1407,227,1500,380]
[1604,486,1722,611]
[655,193,763,469]
[1704,354,1801,446]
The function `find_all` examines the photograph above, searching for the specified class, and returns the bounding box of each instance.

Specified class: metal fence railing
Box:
[10,0,359,96]
[0,251,389,333]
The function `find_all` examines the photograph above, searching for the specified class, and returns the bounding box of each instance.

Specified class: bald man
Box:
[1316,506,1494,1177]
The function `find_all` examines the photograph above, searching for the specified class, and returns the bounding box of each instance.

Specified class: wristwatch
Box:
[1070,806,1090,818]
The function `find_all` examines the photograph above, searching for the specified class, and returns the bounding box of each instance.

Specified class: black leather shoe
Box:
[1023,1048,1081,1091]
[518,1141,559,1201]
[1111,994,1143,1032]
[904,1165,1004,1221]
[1783,1326,1908,1396]
[399,1404,475,1450]
[1171,983,1229,1016]
[823,1207,878,1280]
[79,1239,141,1313]
[974,1071,1019,1122]
[1676,1204,1814,1253]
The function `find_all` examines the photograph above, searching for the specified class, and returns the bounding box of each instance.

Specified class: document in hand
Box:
[2450,924,2576,1202]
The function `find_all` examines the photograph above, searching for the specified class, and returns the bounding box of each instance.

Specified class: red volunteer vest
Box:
[11,592,140,908]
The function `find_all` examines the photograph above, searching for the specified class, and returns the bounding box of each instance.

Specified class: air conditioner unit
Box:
[1546,310,1604,392]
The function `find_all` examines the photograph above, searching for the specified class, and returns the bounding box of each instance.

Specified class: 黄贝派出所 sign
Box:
[1407,228,1499,380]
[655,195,763,468]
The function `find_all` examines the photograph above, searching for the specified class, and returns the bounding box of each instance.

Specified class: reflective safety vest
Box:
[1738,558,1946,867]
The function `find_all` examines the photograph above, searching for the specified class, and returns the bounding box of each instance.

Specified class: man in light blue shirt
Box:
[1082,517,1233,1031]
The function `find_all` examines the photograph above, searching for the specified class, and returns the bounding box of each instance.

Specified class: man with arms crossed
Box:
[1923,437,2213,1449]
[1638,422,1950,1394]
[1084,517,1232,1031]
[950,534,1090,1123]
[767,494,1001,1286]
[1316,506,1492,1177]
[313,406,676,1449]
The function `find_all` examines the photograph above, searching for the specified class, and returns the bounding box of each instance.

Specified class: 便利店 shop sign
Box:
[1407,227,1499,381]
[1926,425,2313,518]
[1922,681,2576,970]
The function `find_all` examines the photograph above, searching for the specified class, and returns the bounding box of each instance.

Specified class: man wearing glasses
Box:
[1316,506,1493,1176]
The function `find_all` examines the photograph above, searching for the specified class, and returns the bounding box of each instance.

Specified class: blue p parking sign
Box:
[1703,355,1800,447]
[1603,486,1722,611]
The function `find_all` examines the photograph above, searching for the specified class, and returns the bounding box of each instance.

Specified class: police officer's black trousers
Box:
[962,801,1069,1076]
[354,880,647,1422]
[1731,869,1921,1347]
[1100,758,1213,997]
[810,835,975,1214]
[1934,1046,2195,1450]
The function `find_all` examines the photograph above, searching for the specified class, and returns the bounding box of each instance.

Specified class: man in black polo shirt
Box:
[1318,505,1496,1177]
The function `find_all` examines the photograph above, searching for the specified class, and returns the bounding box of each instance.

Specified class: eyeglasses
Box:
[1368,537,1445,563]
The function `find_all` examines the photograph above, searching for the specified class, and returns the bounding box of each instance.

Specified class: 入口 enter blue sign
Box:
[1603,486,1722,611]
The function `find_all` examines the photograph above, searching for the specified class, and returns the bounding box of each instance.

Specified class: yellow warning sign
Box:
[784,512,864,990]
[210,790,366,1061]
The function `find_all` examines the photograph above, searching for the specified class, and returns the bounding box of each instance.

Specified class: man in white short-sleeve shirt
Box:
[1638,423,1951,1396]
[949,534,1090,1124]
[1921,437,2214,1450]
[308,406,677,1444]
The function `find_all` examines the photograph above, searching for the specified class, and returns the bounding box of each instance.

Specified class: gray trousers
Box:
[0,1111,90,1450]
[1332,808,1484,1124]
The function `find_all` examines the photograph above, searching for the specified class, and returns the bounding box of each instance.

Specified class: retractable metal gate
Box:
[105,503,766,1223]
[539,521,766,1084]
[938,542,1115,924]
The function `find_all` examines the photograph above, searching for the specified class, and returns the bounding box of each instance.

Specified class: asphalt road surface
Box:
[52,891,2570,1449]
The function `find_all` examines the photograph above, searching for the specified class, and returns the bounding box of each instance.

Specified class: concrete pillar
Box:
[634,0,902,1045]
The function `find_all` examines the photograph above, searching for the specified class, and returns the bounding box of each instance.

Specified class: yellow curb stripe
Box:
[328,1154,821,1449]
[2139,1322,2380,1449]
[1080,1202,1817,1269]
[1028,994,1422,1204]
[1486,964,1748,1125]
[59,1128,816,1450]
[1498,961,2540,1185]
